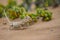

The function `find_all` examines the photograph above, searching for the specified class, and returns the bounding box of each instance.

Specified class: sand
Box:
[0,6,60,40]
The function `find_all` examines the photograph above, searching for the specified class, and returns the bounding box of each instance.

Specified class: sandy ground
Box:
[0,5,60,40]
[0,0,60,40]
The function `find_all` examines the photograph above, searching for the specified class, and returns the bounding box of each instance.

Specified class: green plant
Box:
[19,14,26,19]
[36,8,52,21]
[42,10,52,21]
[6,0,17,8]
[19,7,26,14]
[28,13,38,22]
[7,9,18,20]
[0,4,5,18]
[19,7,27,19]
[36,8,45,17]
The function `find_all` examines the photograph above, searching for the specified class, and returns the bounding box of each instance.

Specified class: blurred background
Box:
[0,0,60,11]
